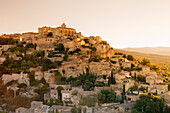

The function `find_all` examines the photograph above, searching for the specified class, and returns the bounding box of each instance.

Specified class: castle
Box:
[6,23,114,58]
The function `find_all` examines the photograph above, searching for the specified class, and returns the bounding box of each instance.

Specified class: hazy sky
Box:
[0,0,170,48]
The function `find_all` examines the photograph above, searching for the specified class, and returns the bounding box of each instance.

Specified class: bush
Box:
[84,39,90,43]
[17,83,27,89]
[98,90,116,103]
[55,43,65,52]
[79,95,97,107]
[133,94,164,113]
[0,38,15,45]
[63,54,68,61]
[127,55,134,61]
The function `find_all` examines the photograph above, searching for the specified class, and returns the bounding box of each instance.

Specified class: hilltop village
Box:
[0,23,169,113]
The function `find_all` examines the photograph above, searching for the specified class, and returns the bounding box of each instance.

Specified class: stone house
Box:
[22,32,38,44]
[44,72,56,84]
[2,72,30,86]
[44,89,58,102]
[16,101,50,113]
[63,39,78,51]
[139,65,150,72]
[122,61,131,68]
[94,87,111,93]
[0,45,16,51]
[34,71,44,80]
[115,71,130,80]
[31,101,43,109]
[48,56,63,62]
[110,57,119,63]
[50,89,58,100]
[49,105,72,113]
[126,95,139,102]
[161,91,170,107]
[59,59,87,77]
[37,37,55,47]
[89,36,102,44]
[89,61,112,77]
[148,84,168,94]
[61,90,71,101]
[44,93,50,102]
[146,74,163,85]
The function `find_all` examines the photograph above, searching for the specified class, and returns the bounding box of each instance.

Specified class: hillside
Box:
[114,49,170,65]
[122,47,170,56]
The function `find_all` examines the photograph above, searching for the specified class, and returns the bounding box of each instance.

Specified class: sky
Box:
[0,0,170,48]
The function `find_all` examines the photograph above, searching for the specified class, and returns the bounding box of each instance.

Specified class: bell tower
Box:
[61,22,66,28]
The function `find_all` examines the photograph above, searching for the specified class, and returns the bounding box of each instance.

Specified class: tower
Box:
[61,22,66,28]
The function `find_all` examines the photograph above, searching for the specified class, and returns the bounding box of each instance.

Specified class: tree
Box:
[63,54,68,61]
[111,70,116,84]
[127,55,134,61]
[56,43,65,52]
[137,74,146,83]
[121,84,126,103]
[57,86,64,101]
[133,94,164,113]
[83,80,93,91]
[103,75,106,79]
[71,107,81,113]
[42,59,53,71]
[98,90,116,103]
[141,58,151,66]
[164,106,170,113]
[79,95,97,107]
[108,76,111,86]
[123,54,127,58]
[39,77,46,84]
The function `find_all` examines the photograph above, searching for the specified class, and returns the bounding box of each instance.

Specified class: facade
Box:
[2,72,30,86]
[61,90,71,101]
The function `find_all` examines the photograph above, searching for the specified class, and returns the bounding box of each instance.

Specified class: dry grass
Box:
[115,49,170,65]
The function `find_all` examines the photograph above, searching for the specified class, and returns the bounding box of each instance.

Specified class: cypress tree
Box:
[111,70,114,84]
[108,76,111,86]
[111,70,116,84]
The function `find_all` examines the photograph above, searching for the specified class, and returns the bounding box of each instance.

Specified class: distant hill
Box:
[122,47,170,56]
[114,49,170,65]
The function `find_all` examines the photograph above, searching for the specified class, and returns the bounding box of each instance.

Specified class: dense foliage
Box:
[0,38,15,45]
[98,90,117,103]
[133,94,164,113]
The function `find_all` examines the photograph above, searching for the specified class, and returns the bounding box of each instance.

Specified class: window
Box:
[47,32,53,37]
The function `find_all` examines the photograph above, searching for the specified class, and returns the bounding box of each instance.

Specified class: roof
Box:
[61,90,70,93]
[50,89,58,94]
[56,27,76,30]
[50,105,72,110]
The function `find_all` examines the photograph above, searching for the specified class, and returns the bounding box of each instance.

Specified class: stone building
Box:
[22,32,38,44]
[59,59,87,77]
[146,74,163,85]
[2,72,30,86]
[89,61,112,76]
[38,23,81,38]
[61,90,71,101]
